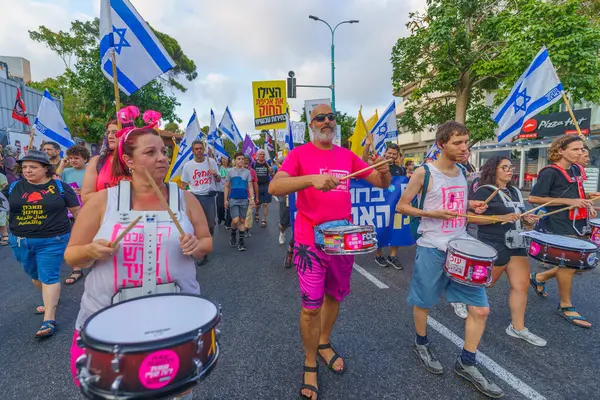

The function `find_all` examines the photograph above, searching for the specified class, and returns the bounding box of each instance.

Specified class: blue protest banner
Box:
[289,176,415,247]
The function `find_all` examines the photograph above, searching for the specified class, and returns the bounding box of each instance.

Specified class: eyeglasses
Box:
[499,165,515,172]
[312,113,336,123]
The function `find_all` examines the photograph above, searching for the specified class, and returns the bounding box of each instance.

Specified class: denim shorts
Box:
[229,198,248,220]
[9,233,70,284]
[407,245,489,308]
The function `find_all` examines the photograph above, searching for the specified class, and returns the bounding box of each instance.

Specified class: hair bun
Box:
[117,106,140,127]
[142,110,162,128]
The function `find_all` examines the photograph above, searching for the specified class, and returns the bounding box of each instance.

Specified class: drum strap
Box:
[542,164,587,221]
[112,181,182,302]
[478,184,524,231]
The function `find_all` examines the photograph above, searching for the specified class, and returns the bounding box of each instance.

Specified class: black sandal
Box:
[529,273,547,298]
[64,270,84,285]
[299,364,319,400]
[0,235,8,246]
[317,343,345,374]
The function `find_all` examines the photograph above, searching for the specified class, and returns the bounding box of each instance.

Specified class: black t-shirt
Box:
[254,162,270,185]
[3,179,79,238]
[472,186,522,236]
[390,164,406,177]
[530,165,586,235]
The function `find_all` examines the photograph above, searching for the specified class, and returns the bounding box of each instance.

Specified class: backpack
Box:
[9,179,65,197]
[409,164,467,240]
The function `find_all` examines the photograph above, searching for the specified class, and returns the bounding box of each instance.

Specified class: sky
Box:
[0,0,425,133]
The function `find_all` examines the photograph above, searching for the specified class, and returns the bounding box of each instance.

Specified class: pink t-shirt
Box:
[280,143,371,245]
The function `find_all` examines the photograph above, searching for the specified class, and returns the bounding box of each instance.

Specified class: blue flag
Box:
[218,107,243,145]
[493,47,563,142]
[207,110,228,160]
[100,0,176,95]
[167,111,202,182]
[34,90,74,154]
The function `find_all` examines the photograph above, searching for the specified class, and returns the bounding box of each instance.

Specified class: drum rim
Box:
[80,293,220,354]
[447,238,498,262]
[529,237,598,252]
[320,225,374,234]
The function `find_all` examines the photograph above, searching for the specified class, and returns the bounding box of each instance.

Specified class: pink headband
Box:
[115,106,162,166]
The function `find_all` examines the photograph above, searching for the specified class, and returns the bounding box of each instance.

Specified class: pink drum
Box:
[590,218,600,246]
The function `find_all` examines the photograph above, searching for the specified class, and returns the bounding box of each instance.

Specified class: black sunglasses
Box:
[312,113,336,123]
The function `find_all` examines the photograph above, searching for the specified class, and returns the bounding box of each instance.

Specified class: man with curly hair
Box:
[269,104,391,400]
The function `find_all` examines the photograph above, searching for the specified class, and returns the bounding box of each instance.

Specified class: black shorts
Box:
[258,184,272,204]
[279,199,290,228]
[477,233,527,267]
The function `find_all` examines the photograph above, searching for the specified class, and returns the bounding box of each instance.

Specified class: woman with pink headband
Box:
[64,106,212,400]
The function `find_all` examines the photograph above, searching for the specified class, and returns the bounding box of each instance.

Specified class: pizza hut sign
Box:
[518,108,591,138]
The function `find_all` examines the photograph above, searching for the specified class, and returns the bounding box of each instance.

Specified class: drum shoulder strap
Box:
[418,164,431,210]
[117,180,181,212]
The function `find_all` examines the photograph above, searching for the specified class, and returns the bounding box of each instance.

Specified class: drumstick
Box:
[143,167,186,236]
[109,216,142,248]
[538,195,600,218]
[501,198,560,224]
[482,188,500,206]
[456,214,502,223]
[339,158,391,181]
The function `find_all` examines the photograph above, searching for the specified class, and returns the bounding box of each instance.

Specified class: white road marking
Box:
[352,263,389,289]
[353,262,546,400]
[427,317,546,400]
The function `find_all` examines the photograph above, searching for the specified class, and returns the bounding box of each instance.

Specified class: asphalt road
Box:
[1,202,600,399]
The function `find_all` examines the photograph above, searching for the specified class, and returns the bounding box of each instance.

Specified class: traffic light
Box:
[287,71,297,98]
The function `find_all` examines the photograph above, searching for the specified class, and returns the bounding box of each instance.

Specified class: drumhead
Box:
[589,218,600,228]
[448,238,497,259]
[531,232,597,250]
[84,294,218,345]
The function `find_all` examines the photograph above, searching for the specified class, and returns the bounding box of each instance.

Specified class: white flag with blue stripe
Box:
[168,111,202,182]
[493,47,563,143]
[100,0,176,95]
[218,107,243,146]
[34,90,74,154]
[285,112,294,151]
[207,110,229,160]
[368,100,398,156]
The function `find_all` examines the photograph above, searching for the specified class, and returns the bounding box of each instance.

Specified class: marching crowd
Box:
[0,103,597,400]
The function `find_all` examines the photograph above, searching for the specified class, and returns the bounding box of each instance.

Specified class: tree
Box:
[391,0,600,144]
[28,18,197,143]
[163,121,183,134]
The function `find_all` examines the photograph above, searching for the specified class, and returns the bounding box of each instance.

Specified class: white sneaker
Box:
[505,324,547,347]
[278,231,285,245]
[452,302,468,319]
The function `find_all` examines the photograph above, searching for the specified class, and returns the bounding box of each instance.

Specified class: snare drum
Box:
[445,239,498,287]
[76,294,220,400]
[526,233,598,270]
[589,218,600,246]
[319,225,377,255]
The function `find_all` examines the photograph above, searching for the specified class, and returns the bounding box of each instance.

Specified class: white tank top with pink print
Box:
[417,163,471,252]
[75,183,200,330]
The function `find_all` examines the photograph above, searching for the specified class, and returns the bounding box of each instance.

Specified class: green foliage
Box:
[28,18,197,144]
[163,121,183,134]
[391,0,600,144]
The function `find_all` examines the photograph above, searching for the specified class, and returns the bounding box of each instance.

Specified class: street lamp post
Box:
[309,15,359,113]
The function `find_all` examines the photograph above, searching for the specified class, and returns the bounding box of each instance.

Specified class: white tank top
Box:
[75,184,200,329]
[417,163,470,251]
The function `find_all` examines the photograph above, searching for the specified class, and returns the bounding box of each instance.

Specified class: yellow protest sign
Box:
[252,80,287,130]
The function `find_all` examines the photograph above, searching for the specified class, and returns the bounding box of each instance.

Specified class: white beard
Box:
[312,125,336,143]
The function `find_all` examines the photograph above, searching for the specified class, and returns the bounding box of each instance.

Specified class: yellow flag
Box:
[165,139,180,184]
[365,110,379,132]
[349,108,378,157]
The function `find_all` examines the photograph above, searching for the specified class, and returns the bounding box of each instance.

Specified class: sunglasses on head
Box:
[312,113,336,123]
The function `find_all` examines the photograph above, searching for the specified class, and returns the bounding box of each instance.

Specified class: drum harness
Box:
[478,185,527,249]
[112,180,183,304]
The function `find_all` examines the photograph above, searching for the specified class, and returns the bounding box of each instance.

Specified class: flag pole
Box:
[111,52,122,129]
[561,91,585,141]
[273,129,278,158]
[27,124,35,153]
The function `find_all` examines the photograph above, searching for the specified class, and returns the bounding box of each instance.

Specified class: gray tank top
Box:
[417,163,470,251]
[75,184,200,330]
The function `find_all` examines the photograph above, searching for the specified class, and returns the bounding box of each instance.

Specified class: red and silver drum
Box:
[76,294,220,399]
[320,225,378,255]
[589,218,600,246]
[445,239,498,287]
[526,232,598,270]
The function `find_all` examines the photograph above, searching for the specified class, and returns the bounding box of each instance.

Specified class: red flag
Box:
[12,88,30,126]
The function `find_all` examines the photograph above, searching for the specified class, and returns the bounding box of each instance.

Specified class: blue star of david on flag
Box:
[512,88,531,113]
[112,26,131,54]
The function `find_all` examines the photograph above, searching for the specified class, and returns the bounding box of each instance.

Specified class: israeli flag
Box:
[369,100,398,156]
[218,107,243,146]
[493,47,563,143]
[34,90,75,154]
[207,110,228,160]
[167,111,202,182]
[424,142,441,162]
[285,112,294,151]
[100,0,176,95]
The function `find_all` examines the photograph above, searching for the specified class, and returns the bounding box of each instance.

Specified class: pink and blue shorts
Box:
[293,243,354,309]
